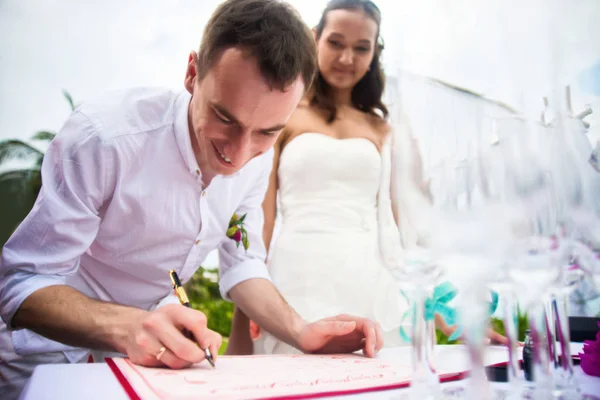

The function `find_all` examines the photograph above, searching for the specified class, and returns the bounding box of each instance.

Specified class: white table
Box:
[21,345,600,400]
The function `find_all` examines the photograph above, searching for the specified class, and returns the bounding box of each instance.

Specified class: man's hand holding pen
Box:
[121,304,222,369]
[169,269,217,368]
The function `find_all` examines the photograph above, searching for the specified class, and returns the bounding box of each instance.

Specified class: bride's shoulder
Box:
[292,100,320,123]
[367,114,392,145]
[297,97,311,108]
[376,112,415,143]
[285,103,321,131]
[278,104,317,148]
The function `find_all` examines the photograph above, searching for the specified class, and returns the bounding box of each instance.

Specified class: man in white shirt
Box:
[0,0,383,397]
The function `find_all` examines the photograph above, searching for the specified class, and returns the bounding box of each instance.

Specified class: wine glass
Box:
[485,116,536,399]
[548,262,584,395]
[498,115,586,398]
[547,115,600,397]
[426,152,519,400]
[386,248,443,400]
[384,107,444,399]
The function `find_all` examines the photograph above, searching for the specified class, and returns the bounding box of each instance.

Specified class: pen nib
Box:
[205,348,216,368]
[207,357,216,368]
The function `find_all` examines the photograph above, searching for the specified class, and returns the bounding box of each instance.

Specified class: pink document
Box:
[107,353,427,400]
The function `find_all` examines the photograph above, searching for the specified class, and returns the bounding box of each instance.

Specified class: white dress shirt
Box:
[0,87,272,359]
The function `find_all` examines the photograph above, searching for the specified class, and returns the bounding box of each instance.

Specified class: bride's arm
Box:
[262,130,286,254]
[225,306,253,355]
[226,129,287,355]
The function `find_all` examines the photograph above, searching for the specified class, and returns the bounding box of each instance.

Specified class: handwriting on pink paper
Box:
[112,354,412,400]
[205,372,395,396]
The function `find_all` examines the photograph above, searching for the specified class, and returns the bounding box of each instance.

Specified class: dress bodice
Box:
[278,133,381,232]
[255,132,410,355]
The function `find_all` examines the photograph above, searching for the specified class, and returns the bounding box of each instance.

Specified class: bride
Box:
[227,0,443,355]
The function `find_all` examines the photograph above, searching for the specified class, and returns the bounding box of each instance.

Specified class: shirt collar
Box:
[173,90,241,183]
[173,90,201,178]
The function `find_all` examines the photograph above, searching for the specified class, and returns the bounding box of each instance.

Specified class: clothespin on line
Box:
[493,86,593,147]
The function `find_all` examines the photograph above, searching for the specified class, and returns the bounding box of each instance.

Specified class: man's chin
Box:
[209,155,255,177]
[218,168,239,176]
[212,162,240,176]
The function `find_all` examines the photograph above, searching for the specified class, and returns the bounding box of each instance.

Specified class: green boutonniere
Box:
[226,213,249,251]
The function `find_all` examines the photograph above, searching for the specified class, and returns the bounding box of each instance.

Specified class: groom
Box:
[0,0,383,397]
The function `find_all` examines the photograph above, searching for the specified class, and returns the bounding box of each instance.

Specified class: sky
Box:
[1,0,598,146]
[1,0,599,267]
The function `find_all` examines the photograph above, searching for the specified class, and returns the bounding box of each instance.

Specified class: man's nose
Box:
[226,130,252,164]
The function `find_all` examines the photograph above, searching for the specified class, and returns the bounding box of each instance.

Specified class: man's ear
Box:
[184,51,199,94]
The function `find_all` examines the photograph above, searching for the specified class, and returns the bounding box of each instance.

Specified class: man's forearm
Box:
[229,279,305,350]
[12,285,146,353]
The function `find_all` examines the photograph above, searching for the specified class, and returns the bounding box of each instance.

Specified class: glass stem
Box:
[461,289,492,400]
[502,289,521,389]
[552,293,576,392]
[545,298,558,368]
[425,316,436,375]
[530,301,553,399]
[408,288,440,399]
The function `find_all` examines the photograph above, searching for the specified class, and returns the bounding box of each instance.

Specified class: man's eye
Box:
[214,111,232,125]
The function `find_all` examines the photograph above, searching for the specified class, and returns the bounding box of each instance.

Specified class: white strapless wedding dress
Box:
[254,133,410,354]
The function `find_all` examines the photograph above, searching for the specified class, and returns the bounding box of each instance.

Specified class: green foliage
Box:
[0,90,74,247]
[435,307,529,345]
[185,267,234,342]
[489,311,530,342]
[0,139,43,165]
[185,266,234,355]
[62,89,77,111]
[493,304,530,342]
[435,329,459,345]
[0,139,45,245]
[219,338,229,356]
[31,131,57,143]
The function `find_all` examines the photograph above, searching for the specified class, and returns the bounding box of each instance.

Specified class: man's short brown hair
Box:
[197,0,317,91]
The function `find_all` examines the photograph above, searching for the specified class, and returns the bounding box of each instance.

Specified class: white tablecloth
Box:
[20,345,600,400]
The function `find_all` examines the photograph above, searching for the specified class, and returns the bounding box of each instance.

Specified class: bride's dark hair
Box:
[311,0,388,123]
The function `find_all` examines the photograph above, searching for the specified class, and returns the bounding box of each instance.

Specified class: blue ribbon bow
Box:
[399,281,499,343]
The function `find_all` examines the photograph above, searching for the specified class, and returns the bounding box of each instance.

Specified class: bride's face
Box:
[315,8,378,91]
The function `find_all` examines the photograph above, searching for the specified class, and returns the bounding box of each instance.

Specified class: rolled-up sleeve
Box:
[0,111,113,329]
[218,150,273,300]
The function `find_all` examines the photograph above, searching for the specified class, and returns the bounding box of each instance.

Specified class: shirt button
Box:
[195,239,200,245]
[196,169,200,175]
[202,191,206,197]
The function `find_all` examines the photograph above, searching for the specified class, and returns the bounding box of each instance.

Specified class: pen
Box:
[168,269,216,368]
